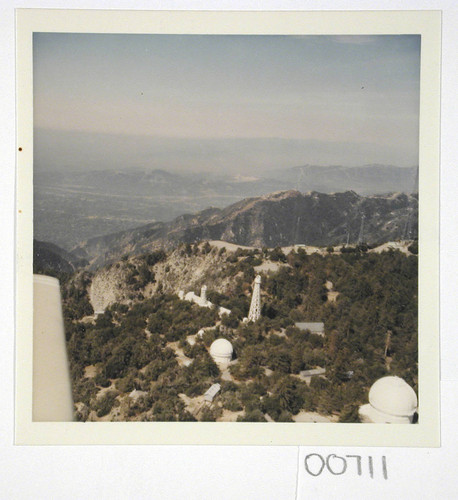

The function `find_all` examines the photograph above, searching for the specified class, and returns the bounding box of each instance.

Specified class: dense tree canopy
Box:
[64,246,417,422]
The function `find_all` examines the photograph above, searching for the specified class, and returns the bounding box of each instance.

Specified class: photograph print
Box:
[32,30,423,427]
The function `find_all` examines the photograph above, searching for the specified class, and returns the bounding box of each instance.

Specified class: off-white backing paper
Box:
[15,9,441,446]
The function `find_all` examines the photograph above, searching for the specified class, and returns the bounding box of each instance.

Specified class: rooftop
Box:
[295,322,325,333]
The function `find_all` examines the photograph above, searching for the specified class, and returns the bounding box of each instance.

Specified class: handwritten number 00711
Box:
[304,454,388,480]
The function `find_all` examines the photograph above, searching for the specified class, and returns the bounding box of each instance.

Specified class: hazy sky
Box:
[33,33,421,173]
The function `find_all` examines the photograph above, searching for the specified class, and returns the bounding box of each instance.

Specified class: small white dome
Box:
[210,338,233,357]
[368,376,417,417]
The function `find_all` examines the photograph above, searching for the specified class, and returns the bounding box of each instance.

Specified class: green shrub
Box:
[408,240,418,255]
[95,390,118,417]
[236,409,267,422]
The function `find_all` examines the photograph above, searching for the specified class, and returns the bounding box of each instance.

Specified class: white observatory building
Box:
[178,285,231,317]
[209,338,233,366]
[184,285,212,308]
[358,376,418,424]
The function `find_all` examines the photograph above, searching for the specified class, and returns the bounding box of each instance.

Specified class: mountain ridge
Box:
[34,164,418,250]
[70,189,418,269]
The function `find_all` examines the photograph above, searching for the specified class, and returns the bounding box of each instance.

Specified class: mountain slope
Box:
[33,239,88,273]
[34,164,417,250]
[71,190,418,269]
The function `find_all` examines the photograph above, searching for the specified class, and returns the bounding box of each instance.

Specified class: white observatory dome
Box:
[359,376,418,424]
[210,338,233,365]
[368,376,418,417]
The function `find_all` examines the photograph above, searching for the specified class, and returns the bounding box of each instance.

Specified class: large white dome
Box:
[210,338,233,357]
[368,376,417,417]
[209,338,233,365]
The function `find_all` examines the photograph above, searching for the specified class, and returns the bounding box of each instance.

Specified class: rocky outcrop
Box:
[87,244,237,314]
[89,264,131,313]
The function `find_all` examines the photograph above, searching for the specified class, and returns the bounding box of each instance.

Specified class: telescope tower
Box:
[248,275,262,322]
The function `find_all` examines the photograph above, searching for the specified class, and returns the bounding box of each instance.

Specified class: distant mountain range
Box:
[36,164,417,199]
[34,164,417,250]
[69,189,418,269]
[268,164,418,195]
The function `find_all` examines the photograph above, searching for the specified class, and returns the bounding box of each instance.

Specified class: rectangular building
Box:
[295,322,325,336]
[204,383,221,403]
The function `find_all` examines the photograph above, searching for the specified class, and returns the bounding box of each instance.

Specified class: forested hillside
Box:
[54,242,417,423]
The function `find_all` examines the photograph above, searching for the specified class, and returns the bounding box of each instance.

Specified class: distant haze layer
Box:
[33,34,420,173]
[34,129,417,174]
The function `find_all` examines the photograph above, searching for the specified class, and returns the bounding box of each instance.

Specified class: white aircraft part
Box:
[33,275,74,421]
